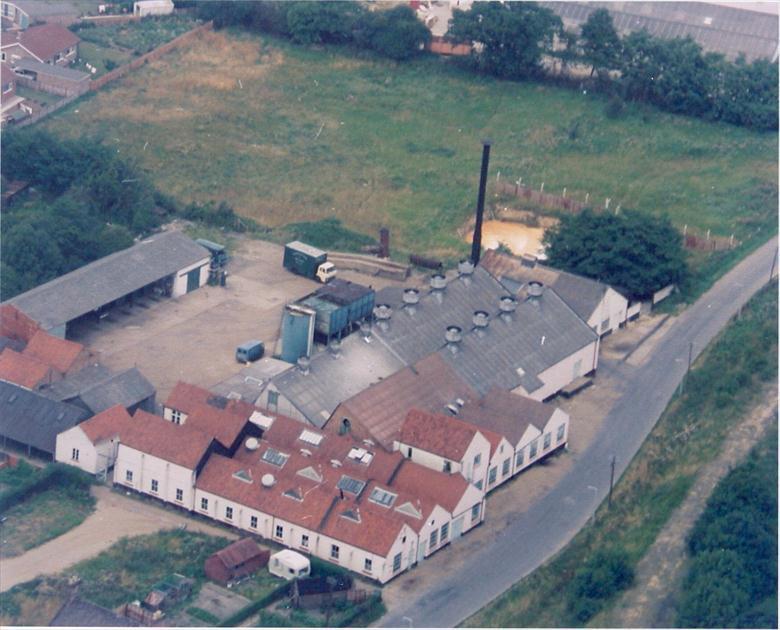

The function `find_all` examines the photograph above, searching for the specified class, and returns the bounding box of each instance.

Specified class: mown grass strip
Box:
[465,282,778,627]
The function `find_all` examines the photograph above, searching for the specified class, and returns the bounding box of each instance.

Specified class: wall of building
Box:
[55,426,99,474]
[114,445,197,509]
[14,72,89,97]
[588,287,629,336]
[529,339,599,401]
[486,437,514,492]
[256,385,309,425]
[172,259,209,297]
[194,487,274,539]
[394,432,491,489]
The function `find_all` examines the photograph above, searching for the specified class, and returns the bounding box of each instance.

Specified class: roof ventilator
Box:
[261,473,276,488]
[296,355,310,375]
[446,403,459,415]
[499,295,517,322]
[430,273,447,291]
[445,325,462,353]
[402,288,420,312]
[360,320,371,342]
[374,304,392,331]
[527,281,543,300]
[472,310,489,335]
[329,338,342,358]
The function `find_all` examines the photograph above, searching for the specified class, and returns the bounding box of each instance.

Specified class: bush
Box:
[104,59,118,72]
[567,548,634,622]
[605,94,626,119]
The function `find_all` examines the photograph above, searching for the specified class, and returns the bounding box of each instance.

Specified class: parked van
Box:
[236,340,264,363]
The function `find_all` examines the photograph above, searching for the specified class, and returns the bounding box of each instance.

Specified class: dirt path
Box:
[0,485,237,592]
[600,384,778,628]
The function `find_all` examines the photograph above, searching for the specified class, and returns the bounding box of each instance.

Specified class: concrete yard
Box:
[70,237,408,400]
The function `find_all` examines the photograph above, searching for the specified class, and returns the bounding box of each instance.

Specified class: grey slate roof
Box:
[271,333,404,428]
[211,357,291,403]
[77,367,156,414]
[7,231,210,331]
[372,267,597,397]
[39,363,112,401]
[13,58,90,81]
[542,1,779,62]
[50,596,139,627]
[0,380,89,454]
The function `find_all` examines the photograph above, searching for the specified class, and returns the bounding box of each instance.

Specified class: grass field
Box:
[41,29,777,259]
[465,283,778,627]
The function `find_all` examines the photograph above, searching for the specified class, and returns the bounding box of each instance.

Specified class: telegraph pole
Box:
[770,246,778,285]
[608,456,616,509]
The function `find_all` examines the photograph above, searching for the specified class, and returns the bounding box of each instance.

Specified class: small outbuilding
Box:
[268,550,311,581]
[204,538,270,586]
[133,0,174,17]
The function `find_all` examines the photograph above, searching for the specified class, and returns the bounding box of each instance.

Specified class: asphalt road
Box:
[381,237,778,628]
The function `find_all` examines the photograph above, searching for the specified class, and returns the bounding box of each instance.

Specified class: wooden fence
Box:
[90,21,213,90]
[12,93,81,129]
[496,180,587,213]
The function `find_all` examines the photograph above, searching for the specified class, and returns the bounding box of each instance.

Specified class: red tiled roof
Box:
[23,330,84,374]
[0,348,50,389]
[9,23,80,61]
[184,402,248,450]
[391,459,470,514]
[78,404,133,444]
[0,305,40,343]
[399,408,481,461]
[166,382,255,419]
[122,410,214,469]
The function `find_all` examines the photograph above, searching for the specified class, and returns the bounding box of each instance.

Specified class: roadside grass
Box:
[0,529,229,626]
[40,29,777,262]
[465,282,778,627]
[0,486,95,559]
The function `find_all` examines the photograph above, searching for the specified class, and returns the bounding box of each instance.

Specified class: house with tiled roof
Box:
[1,22,80,66]
[395,408,499,491]
[55,404,134,475]
[114,410,221,510]
[458,387,570,476]
[164,381,256,427]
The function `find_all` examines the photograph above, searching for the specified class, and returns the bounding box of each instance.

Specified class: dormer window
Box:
[170,409,185,425]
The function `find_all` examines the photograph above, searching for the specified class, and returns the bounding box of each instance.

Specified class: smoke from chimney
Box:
[471,139,492,265]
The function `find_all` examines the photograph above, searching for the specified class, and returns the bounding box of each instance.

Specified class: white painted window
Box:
[170,410,184,425]
[488,466,497,485]
[301,534,309,548]
[529,439,538,459]
[502,458,510,477]
[364,558,372,572]
[392,553,402,573]
[125,470,133,483]
[475,479,483,490]
[225,506,233,520]
[557,424,566,443]
[250,515,258,529]
[471,503,480,522]
[516,449,524,467]
[175,488,183,502]
[543,433,551,450]
[275,524,283,538]
[474,453,481,467]
[331,544,339,560]
[150,479,158,493]
[429,529,438,548]
[200,497,209,510]
[440,522,449,542]
[71,448,80,461]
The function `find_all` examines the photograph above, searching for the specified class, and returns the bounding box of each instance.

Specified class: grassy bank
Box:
[465,282,778,627]
[41,28,776,260]
[0,462,96,559]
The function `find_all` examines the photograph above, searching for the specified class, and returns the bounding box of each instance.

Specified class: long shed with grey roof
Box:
[7,231,210,337]
[0,380,90,457]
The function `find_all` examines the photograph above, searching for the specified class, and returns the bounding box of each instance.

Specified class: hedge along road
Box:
[380,236,779,628]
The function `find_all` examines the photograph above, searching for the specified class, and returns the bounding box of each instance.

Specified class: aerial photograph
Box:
[0,0,777,627]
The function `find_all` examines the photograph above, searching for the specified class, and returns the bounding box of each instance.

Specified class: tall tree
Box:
[580,8,621,78]
[543,209,687,300]
[447,1,562,80]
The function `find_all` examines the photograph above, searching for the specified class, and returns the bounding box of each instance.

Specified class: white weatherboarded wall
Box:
[55,426,117,475]
[114,444,197,509]
[172,259,209,297]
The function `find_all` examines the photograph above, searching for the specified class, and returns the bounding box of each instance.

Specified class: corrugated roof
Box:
[334,353,478,450]
[7,231,210,331]
[77,368,155,414]
[39,364,113,401]
[458,387,557,444]
[0,380,89,454]
[214,538,265,569]
[541,1,779,62]
[12,58,90,82]
[481,249,615,323]
[271,333,404,428]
